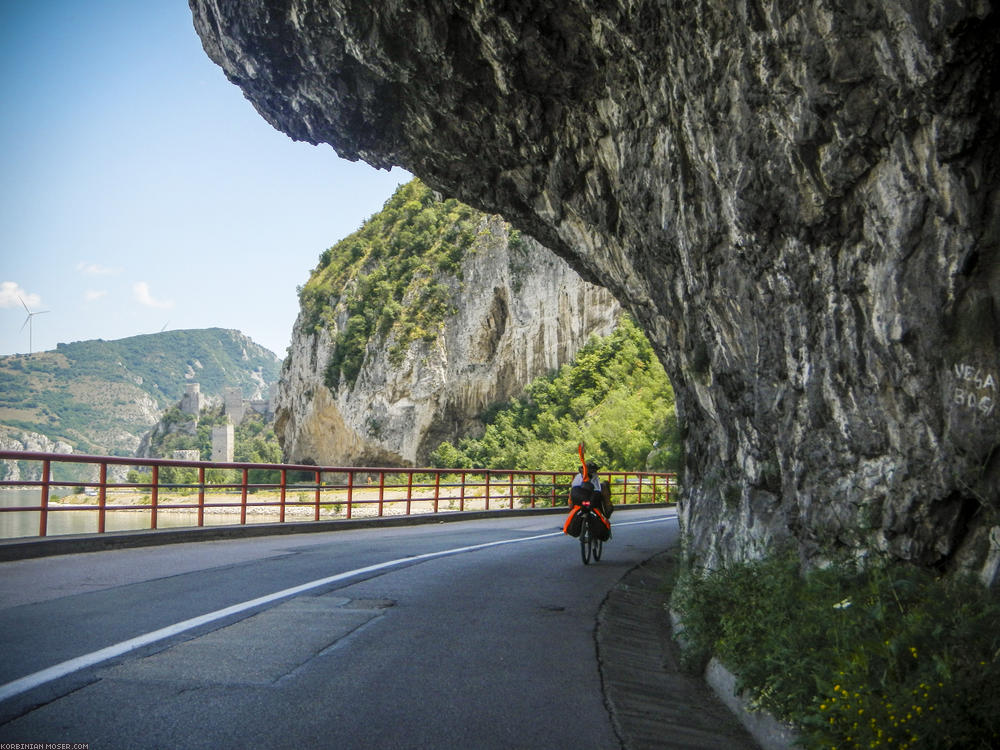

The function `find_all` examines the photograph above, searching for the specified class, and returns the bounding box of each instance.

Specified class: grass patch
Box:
[670,554,1000,749]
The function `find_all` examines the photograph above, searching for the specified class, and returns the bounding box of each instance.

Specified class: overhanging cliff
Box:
[190,1,999,574]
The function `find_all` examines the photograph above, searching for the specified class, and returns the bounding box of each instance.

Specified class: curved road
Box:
[0,507,677,749]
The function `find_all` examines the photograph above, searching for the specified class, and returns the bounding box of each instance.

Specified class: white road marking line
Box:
[0,514,675,702]
[614,514,677,526]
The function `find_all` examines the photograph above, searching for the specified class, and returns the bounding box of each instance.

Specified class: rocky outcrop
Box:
[273,215,619,466]
[191,2,999,575]
[0,428,73,481]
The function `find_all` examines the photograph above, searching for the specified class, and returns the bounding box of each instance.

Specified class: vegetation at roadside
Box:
[430,315,681,476]
[670,554,1000,749]
[297,178,482,388]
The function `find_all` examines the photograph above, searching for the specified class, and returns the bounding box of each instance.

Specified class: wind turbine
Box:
[18,296,49,355]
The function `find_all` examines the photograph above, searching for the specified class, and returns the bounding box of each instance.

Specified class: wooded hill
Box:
[0,328,279,456]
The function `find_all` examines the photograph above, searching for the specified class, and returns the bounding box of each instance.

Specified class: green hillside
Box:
[431,316,680,473]
[0,328,280,455]
[298,178,481,388]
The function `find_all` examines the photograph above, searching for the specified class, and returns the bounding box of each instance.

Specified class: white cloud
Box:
[0,281,42,310]
[84,289,108,303]
[132,281,174,309]
[77,262,121,276]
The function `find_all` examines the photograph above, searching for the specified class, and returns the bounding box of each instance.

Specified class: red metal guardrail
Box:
[0,450,677,539]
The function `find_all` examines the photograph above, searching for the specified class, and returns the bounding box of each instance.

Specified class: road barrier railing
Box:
[0,450,677,539]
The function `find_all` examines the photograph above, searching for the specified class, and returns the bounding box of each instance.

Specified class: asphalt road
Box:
[0,507,677,749]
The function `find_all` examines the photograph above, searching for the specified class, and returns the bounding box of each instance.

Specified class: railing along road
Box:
[0,450,677,539]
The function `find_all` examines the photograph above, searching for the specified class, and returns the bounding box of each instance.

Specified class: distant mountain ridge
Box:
[0,328,280,456]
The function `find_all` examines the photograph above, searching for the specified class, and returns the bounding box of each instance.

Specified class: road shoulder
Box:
[597,549,761,750]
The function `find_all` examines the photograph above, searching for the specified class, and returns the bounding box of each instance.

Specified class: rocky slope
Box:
[273,195,620,466]
[191,2,999,576]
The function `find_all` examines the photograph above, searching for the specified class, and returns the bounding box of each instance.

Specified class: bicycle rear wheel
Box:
[580,519,592,564]
[593,535,603,562]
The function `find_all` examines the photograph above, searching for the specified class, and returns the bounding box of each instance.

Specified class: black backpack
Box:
[570,481,598,506]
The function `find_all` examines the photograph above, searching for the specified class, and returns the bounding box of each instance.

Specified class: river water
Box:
[0,488,249,539]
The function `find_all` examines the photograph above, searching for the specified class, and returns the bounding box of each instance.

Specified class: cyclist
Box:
[571,460,613,518]
[564,459,612,540]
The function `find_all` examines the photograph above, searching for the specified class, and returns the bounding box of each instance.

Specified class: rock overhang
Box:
[190,0,1000,575]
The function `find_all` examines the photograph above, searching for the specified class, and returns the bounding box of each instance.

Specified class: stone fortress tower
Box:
[211,423,234,462]
[139,382,275,463]
[223,387,246,426]
[222,385,274,427]
[180,384,204,416]
[151,382,277,463]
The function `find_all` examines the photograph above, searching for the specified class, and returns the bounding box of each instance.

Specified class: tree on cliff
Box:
[430,316,679,473]
[297,179,478,388]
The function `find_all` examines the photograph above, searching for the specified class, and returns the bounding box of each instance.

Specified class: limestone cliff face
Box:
[191,1,999,574]
[273,215,619,466]
[0,428,73,481]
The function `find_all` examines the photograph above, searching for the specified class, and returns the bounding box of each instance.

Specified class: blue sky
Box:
[0,0,409,359]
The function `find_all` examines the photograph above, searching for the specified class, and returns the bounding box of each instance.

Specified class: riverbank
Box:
[0,485,564,540]
[45,486,528,517]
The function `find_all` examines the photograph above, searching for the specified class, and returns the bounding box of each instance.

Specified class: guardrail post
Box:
[314,470,322,521]
[346,470,354,519]
[150,464,159,530]
[279,469,287,523]
[240,467,249,525]
[38,459,50,537]
[460,471,466,511]
[485,471,491,511]
[377,472,386,516]
[433,472,441,513]
[98,461,107,533]
[406,471,414,515]
[198,465,205,527]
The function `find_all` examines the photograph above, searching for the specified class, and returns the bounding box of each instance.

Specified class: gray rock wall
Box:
[0,428,74,482]
[191,1,999,574]
[273,216,619,466]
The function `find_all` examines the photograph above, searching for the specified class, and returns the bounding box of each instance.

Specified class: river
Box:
[0,488,248,540]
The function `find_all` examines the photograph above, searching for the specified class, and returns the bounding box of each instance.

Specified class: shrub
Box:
[670,555,1000,749]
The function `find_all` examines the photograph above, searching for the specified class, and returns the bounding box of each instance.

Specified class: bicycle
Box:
[577,498,604,565]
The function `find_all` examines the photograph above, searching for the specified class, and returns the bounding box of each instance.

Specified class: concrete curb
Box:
[667,574,799,749]
[0,503,673,561]
[703,658,799,750]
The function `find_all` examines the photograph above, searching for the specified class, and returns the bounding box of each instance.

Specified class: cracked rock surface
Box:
[190,0,999,574]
